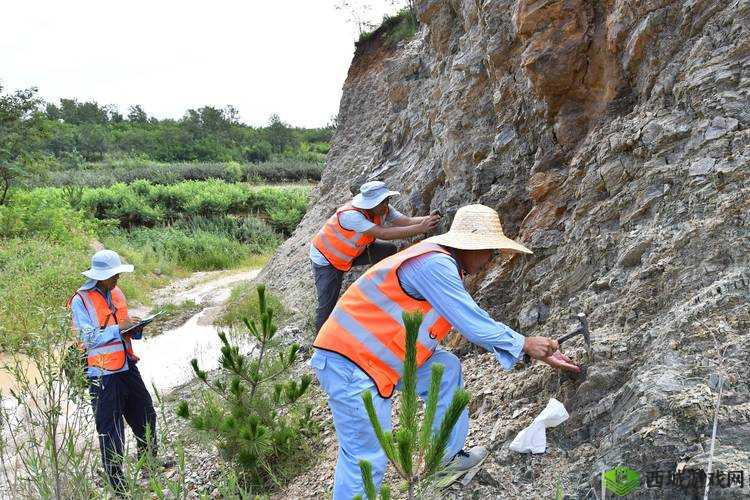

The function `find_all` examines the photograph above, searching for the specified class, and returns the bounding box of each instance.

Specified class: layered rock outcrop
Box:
[261,0,749,496]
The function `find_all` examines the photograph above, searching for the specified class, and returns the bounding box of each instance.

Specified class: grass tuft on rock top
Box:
[358,7,419,47]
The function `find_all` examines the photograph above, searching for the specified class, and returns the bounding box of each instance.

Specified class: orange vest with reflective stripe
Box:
[312,203,384,271]
[66,286,139,374]
[313,242,457,397]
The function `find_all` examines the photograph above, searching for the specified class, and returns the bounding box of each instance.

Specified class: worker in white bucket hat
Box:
[67,249,171,494]
[310,180,441,332]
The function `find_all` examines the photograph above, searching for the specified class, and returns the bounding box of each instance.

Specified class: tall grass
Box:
[0,180,308,347]
[0,314,100,498]
[75,180,309,233]
[174,215,281,254]
[106,227,249,272]
[0,312,253,498]
[34,159,323,189]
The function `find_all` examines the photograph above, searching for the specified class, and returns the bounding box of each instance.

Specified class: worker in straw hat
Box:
[311,204,580,499]
[66,249,169,494]
[310,180,440,332]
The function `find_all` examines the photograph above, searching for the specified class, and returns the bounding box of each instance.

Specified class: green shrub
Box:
[0,189,100,240]
[244,160,322,183]
[218,283,289,328]
[309,142,330,154]
[0,237,91,349]
[384,8,419,47]
[178,285,317,491]
[81,183,165,227]
[225,161,244,182]
[267,206,304,235]
[358,7,419,47]
[175,215,282,254]
[232,217,282,252]
[242,141,273,163]
[72,180,309,227]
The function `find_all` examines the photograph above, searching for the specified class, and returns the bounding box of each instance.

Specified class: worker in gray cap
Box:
[310,180,440,331]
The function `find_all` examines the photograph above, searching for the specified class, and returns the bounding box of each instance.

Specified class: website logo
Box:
[603,466,641,496]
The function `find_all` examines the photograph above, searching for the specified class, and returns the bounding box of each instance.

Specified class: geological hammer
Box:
[558,313,592,361]
[523,313,592,366]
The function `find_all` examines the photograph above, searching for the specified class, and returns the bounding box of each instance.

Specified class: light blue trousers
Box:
[310,348,469,500]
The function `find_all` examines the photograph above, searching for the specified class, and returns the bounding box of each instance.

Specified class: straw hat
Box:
[425,204,533,254]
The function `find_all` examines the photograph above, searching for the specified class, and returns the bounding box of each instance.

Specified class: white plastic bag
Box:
[508,398,569,454]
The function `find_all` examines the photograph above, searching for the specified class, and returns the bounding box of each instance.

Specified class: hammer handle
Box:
[557,329,580,345]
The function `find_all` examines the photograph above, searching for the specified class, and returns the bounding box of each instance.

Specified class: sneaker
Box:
[139,458,177,478]
[446,446,489,472]
[160,458,176,470]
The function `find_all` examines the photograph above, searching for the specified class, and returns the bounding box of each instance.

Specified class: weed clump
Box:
[358,7,419,47]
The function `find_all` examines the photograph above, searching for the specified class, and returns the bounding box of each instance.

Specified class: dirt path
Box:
[134,268,260,394]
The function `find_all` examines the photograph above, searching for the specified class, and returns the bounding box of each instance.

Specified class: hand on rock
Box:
[419,214,441,233]
[541,351,581,373]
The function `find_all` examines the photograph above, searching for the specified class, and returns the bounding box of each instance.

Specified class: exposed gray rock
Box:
[262,0,750,497]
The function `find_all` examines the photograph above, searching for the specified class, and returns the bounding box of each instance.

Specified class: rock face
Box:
[261,0,749,496]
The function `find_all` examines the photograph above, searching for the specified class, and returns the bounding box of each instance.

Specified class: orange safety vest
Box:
[66,286,139,374]
[312,203,384,271]
[313,241,457,398]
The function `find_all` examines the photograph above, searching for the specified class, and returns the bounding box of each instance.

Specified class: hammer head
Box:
[558,313,593,362]
[575,313,590,346]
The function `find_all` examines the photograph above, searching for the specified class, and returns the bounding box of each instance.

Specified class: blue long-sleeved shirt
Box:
[397,252,525,369]
[70,282,139,377]
[312,251,526,370]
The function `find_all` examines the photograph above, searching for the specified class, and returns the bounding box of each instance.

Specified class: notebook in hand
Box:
[121,311,165,336]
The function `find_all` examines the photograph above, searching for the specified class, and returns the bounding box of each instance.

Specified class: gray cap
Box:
[82,249,134,281]
[351,181,400,209]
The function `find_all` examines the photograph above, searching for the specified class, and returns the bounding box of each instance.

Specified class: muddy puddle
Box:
[119,268,260,394]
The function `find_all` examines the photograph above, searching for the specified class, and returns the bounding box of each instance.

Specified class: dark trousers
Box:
[89,365,157,492]
[313,241,397,332]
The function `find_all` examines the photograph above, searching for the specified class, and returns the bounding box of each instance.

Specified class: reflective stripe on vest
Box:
[312,203,383,271]
[66,286,138,373]
[313,241,456,398]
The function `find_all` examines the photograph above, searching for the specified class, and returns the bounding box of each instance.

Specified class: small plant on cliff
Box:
[355,311,470,500]
[356,5,419,46]
[384,5,418,47]
[176,284,318,491]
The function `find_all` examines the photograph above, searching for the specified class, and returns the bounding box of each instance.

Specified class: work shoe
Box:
[446,445,488,472]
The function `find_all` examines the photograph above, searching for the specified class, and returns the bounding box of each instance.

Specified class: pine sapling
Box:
[176,284,316,490]
[359,310,470,500]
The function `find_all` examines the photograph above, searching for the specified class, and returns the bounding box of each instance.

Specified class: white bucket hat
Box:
[425,204,533,254]
[82,249,134,281]
[351,181,400,210]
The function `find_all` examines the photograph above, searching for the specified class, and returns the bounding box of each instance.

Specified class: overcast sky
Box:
[1,0,399,128]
